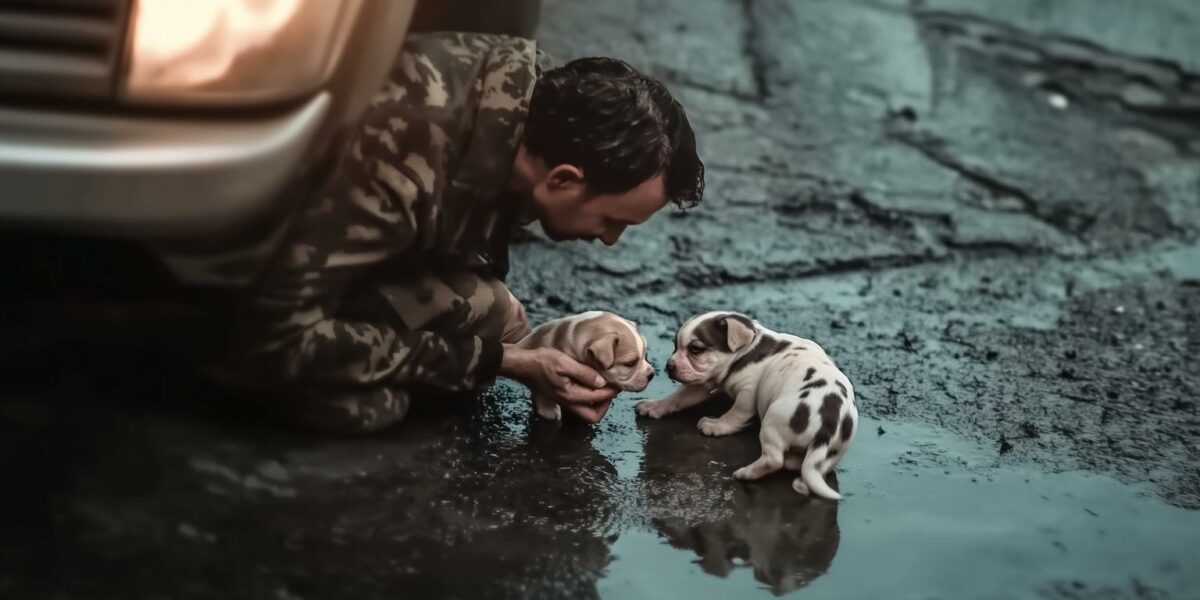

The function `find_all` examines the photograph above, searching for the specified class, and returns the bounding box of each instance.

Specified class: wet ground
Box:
[2,0,1199,598]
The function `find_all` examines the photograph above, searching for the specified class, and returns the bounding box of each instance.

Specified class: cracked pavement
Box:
[527,0,1200,507]
[2,1,1198,599]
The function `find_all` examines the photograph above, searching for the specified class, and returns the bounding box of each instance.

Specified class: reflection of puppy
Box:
[655,495,840,595]
[517,311,655,420]
[639,397,841,595]
[637,312,858,500]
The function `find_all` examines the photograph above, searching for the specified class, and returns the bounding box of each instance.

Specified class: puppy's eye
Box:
[687,344,705,355]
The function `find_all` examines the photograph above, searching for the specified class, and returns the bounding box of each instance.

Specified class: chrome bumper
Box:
[0,93,330,238]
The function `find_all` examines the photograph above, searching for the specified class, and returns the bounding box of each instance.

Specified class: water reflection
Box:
[652,491,839,594]
[293,390,627,599]
[637,399,841,595]
[0,376,627,599]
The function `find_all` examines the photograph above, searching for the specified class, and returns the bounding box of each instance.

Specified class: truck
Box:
[0,0,539,354]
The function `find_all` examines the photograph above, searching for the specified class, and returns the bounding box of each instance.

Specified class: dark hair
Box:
[524,57,704,208]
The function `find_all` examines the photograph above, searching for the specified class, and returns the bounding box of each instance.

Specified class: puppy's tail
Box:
[796,444,841,501]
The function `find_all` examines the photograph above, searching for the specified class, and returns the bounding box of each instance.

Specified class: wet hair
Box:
[524,57,704,209]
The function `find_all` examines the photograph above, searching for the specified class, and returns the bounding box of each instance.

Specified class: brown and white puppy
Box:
[636,312,858,501]
[516,311,655,420]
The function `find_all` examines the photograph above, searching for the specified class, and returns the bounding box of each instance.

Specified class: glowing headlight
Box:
[125,0,360,103]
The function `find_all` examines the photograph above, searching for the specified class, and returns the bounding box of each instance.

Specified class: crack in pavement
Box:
[916,9,1200,93]
[704,162,833,183]
[738,0,770,101]
[886,125,1098,238]
[655,68,764,104]
[915,9,1200,148]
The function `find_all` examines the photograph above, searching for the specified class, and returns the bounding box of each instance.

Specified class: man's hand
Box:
[501,345,617,423]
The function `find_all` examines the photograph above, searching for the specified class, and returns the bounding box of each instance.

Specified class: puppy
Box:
[516,311,655,420]
[636,312,858,500]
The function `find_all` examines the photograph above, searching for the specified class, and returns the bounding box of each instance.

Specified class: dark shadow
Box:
[410,0,542,38]
[0,323,621,599]
[638,397,841,595]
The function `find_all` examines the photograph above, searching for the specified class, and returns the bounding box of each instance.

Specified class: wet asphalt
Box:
[2,0,1199,598]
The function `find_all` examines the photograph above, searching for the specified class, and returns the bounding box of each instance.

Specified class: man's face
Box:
[533,171,668,246]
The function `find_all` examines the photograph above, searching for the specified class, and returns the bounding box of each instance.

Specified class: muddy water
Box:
[587,328,1200,599]
[600,414,1200,598]
[2,324,1196,599]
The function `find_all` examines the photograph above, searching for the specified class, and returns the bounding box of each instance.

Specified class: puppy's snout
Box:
[666,361,677,377]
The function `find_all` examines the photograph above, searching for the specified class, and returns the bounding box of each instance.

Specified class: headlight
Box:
[124,0,361,104]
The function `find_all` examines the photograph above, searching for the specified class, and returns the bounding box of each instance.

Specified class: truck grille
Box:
[0,0,129,99]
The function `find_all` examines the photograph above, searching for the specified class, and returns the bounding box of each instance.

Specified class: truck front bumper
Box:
[0,93,330,239]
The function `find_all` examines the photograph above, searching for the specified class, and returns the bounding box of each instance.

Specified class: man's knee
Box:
[290,386,412,434]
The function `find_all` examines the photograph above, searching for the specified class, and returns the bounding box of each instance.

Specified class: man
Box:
[216,32,704,433]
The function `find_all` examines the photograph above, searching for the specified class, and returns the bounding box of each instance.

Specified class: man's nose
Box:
[600,225,626,246]
[647,371,655,381]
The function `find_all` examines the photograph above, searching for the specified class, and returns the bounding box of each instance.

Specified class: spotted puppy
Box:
[636,312,858,500]
[517,311,655,420]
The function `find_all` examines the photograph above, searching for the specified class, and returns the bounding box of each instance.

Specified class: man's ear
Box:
[723,317,756,353]
[587,333,618,370]
[546,164,586,193]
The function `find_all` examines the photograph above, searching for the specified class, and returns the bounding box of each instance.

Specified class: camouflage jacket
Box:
[222,33,542,394]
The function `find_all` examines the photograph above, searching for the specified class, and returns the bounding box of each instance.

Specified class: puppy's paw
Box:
[635,399,670,419]
[733,466,754,480]
[791,478,810,496]
[698,417,737,437]
[534,398,562,421]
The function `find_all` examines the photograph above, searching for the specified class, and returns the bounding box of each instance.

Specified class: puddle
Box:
[592,328,1200,598]
[4,323,1197,599]
[598,414,1200,598]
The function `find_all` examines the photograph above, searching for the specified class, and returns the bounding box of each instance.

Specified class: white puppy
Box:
[516,311,655,420]
[636,312,858,501]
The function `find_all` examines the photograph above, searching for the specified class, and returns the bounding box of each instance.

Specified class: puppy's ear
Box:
[587,333,618,370]
[723,317,756,352]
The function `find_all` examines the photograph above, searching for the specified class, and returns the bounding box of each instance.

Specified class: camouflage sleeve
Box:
[221,50,505,395]
[224,173,503,396]
[223,151,503,394]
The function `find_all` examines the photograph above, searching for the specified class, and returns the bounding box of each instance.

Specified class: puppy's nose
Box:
[666,362,676,376]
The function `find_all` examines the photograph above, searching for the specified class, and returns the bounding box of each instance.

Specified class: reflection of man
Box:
[639,401,841,595]
[213,33,704,432]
